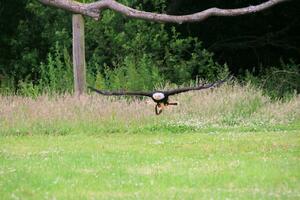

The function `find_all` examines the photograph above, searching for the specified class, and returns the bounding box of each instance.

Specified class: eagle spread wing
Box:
[163,76,230,96]
[88,76,231,97]
[88,86,152,97]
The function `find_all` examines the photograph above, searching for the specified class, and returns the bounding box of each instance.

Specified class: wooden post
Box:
[72,14,86,95]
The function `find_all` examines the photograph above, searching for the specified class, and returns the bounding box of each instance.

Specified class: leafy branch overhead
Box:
[38,0,291,23]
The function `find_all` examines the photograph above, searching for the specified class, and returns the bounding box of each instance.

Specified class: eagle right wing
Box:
[164,76,231,96]
[88,86,153,97]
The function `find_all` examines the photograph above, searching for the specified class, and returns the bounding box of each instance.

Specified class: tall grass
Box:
[0,83,299,135]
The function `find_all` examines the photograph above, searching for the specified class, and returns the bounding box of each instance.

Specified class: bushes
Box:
[38,42,73,94]
[0,0,228,97]
[245,60,300,99]
[84,5,228,92]
[98,54,163,91]
[85,12,227,86]
[14,42,73,96]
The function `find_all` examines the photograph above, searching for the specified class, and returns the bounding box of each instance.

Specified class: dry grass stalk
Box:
[0,84,299,131]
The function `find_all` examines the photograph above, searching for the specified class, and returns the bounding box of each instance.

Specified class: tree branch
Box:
[38,0,291,23]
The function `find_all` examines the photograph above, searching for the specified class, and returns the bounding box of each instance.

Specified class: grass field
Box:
[1,130,300,199]
[1,84,300,199]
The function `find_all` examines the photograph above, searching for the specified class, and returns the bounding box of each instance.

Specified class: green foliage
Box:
[86,11,226,87]
[14,42,73,97]
[0,0,71,83]
[0,76,15,95]
[1,0,298,99]
[245,60,300,99]
[0,0,227,96]
[84,2,227,92]
[38,42,73,94]
[92,54,163,91]
[17,81,40,98]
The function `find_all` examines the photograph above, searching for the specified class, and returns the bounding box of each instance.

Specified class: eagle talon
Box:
[155,104,163,115]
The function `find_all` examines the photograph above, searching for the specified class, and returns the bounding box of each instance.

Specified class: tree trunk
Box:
[72,14,86,95]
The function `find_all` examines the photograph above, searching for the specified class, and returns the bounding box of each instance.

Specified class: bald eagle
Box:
[88,77,229,115]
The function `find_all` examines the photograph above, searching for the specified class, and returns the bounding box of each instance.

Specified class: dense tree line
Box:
[167,0,300,74]
[0,0,299,97]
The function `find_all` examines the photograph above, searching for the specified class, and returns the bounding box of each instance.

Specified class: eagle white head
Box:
[152,92,165,101]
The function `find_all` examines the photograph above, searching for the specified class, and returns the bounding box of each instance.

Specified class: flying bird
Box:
[88,77,229,115]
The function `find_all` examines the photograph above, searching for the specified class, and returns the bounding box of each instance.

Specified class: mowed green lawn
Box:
[0,130,299,199]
